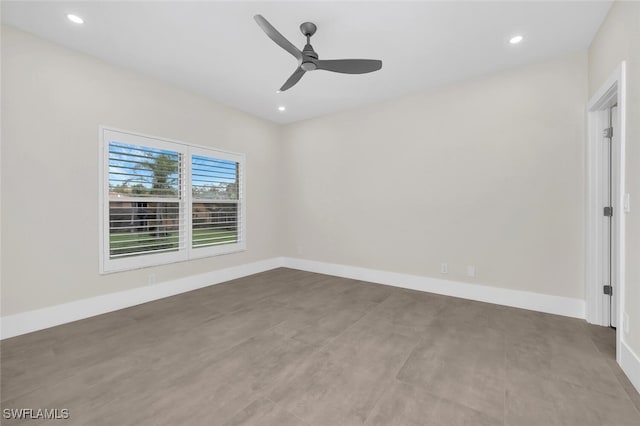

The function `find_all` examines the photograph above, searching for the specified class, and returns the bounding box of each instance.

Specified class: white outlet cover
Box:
[624,312,630,334]
[467,265,476,278]
[623,193,631,213]
[440,263,448,274]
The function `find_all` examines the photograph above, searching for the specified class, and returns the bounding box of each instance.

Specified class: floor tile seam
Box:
[262,293,408,422]
[602,358,640,416]
[432,387,506,425]
[263,281,357,310]
[258,300,382,397]
[577,331,619,361]
[217,389,269,426]
[299,291,396,355]
[394,328,508,422]
[217,294,294,317]
[156,317,298,380]
[506,364,632,402]
[361,337,424,425]
[0,347,140,406]
[504,330,604,347]
[504,340,619,369]
[390,376,506,424]
[264,395,312,425]
[283,301,383,346]
[180,283,393,403]
[359,376,398,426]
[503,344,602,358]
[281,287,391,313]
[400,341,508,377]
[0,355,131,407]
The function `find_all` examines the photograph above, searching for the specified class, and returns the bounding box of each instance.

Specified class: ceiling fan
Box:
[254,14,383,92]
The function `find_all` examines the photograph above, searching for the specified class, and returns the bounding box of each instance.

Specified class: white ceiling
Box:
[1,1,612,124]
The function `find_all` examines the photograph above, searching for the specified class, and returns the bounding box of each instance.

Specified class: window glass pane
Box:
[109,141,180,199]
[192,155,239,200]
[109,201,180,258]
[192,203,238,248]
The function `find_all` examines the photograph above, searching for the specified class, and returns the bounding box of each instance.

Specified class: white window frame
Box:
[99,126,246,273]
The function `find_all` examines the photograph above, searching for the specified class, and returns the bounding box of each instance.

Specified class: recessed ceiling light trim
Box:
[509,35,524,44]
[278,106,286,112]
[67,14,84,24]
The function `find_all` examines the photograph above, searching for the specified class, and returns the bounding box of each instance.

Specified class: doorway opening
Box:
[586,62,626,363]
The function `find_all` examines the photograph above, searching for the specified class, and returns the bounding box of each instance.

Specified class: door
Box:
[610,105,619,328]
[602,105,618,328]
[586,62,626,358]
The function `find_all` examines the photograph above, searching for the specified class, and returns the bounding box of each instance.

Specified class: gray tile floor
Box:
[1,268,639,425]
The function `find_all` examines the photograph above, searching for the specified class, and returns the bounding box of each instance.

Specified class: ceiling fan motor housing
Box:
[301,60,317,71]
[302,43,318,71]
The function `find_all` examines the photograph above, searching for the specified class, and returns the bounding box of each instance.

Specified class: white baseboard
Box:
[620,340,640,394]
[0,257,285,340]
[281,257,586,319]
[1,256,587,340]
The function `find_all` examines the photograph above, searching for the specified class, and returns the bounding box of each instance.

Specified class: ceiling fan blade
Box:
[280,67,306,92]
[314,59,382,74]
[254,15,302,60]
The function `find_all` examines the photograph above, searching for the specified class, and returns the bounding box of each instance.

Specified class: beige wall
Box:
[589,1,640,354]
[1,26,283,315]
[0,23,599,320]
[281,53,588,300]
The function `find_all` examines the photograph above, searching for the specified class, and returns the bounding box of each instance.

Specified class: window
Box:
[99,128,245,273]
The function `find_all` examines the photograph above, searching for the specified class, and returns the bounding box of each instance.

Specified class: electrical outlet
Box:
[624,193,631,213]
[148,274,156,285]
[467,265,476,278]
[440,263,448,274]
[624,312,630,335]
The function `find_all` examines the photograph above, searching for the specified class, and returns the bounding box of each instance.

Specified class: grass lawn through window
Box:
[110,229,237,257]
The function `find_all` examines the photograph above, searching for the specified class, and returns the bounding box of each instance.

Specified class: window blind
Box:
[191,154,240,248]
[108,142,184,259]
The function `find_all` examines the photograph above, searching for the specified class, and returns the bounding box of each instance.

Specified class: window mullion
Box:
[184,148,193,258]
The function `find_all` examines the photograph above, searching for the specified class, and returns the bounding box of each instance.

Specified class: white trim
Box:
[1,256,587,340]
[0,257,285,340]
[620,340,640,395]
[585,62,626,363]
[282,258,585,319]
[98,125,246,158]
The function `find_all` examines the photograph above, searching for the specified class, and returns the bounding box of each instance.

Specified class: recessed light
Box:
[278,106,286,112]
[67,14,84,24]
[276,90,282,94]
[509,35,524,44]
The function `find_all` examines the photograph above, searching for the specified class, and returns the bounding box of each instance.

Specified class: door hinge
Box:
[604,206,613,217]
[604,285,613,295]
[603,127,613,138]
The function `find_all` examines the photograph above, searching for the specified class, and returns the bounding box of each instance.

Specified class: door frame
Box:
[586,62,626,362]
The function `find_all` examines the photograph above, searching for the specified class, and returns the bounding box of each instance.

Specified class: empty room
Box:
[1,0,639,424]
